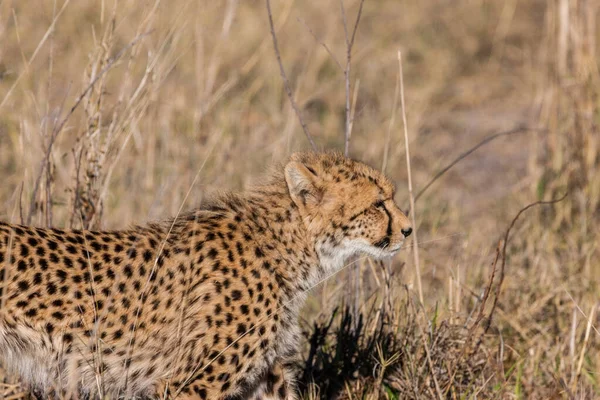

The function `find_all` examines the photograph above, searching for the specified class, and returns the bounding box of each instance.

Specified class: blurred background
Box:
[0,0,598,398]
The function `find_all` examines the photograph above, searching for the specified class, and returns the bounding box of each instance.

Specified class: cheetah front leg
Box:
[247,362,298,400]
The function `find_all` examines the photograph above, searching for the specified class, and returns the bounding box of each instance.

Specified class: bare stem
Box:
[398,50,423,305]
[296,17,343,71]
[26,32,150,225]
[340,0,366,156]
[414,125,543,204]
[265,0,317,150]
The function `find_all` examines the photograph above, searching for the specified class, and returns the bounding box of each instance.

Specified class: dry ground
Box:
[0,0,598,398]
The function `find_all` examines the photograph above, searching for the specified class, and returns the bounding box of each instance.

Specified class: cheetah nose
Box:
[401,227,412,238]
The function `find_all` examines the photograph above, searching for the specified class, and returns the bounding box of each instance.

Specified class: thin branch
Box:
[444,193,568,394]
[265,0,317,150]
[341,0,366,156]
[398,51,423,305]
[349,0,366,49]
[484,192,569,335]
[414,125,544,204]
[26,31,151,225]
[296,17,343,71]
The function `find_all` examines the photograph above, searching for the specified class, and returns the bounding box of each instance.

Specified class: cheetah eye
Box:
[373,200,385,209]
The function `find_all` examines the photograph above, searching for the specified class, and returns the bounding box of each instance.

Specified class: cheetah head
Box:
[284,152,412,268]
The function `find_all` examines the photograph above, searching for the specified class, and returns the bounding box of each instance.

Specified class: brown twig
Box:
[265,0,317,150]
[483,192,569,336]
[340,0,366,156]
[413,125,545,204]
[26,32,151,225]
[296,17,343,71]
[443,193,568,394]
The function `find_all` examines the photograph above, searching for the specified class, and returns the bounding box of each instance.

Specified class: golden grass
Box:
[0,0,598,398]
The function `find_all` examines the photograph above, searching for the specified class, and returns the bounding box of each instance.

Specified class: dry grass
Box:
[0,0,598,398]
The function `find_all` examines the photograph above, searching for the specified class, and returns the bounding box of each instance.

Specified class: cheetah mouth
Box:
[373,237,403,254]
[389,244,402,252]
[386,243,403,255]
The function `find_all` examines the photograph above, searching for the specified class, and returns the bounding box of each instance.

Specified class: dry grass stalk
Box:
[398,50,423,305]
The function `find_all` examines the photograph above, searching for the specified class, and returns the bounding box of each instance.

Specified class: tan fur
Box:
[0,152,411,399]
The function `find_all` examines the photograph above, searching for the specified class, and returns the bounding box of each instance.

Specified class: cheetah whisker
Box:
[402,232,465,250]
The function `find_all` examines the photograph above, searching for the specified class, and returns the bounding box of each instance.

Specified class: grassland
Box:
[0,0,598,398]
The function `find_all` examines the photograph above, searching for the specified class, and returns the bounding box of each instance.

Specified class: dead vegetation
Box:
[0,0,598,398]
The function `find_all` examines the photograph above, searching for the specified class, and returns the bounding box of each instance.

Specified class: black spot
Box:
[231,290,242,300]
[127,248,138,259]
[236,323,246,335]
[66,245,78,255]
[143,250,152,262]
[51,311,65,320]
[46,282,57,295]
[63,256,73,269]
[207,248,218,259]
[17,280,29,291]
[56,269,67,282]
[194,387,207,398]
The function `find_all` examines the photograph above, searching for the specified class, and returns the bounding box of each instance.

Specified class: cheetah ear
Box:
[284,161,322,209]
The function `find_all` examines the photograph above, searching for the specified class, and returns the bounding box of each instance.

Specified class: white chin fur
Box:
[343,239,403,260]
[318,239,404,278]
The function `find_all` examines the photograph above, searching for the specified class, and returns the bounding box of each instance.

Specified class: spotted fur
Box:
[0,152,412,399]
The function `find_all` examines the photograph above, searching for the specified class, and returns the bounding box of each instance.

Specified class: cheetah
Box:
[0,151,412,399]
